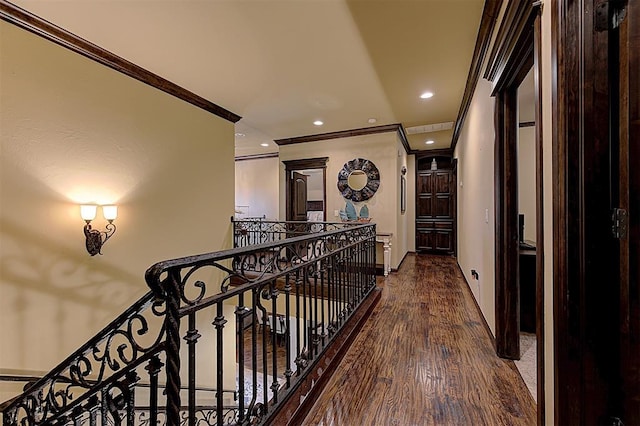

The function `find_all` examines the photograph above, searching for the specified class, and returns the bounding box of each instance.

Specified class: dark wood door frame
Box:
[283,158,328,222]
[552,0,637,423]
[620,2,640,422]
[485,1,544,424]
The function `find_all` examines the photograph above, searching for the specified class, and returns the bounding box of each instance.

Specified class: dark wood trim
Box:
[532,8,545,425]
[451,0,503,151]
[0,1,241,123]
[490,7,546,424]
[552,0,631,422]
[484,0,535,84]
[519,121,536,128]
[396,125,411,154]
[551,3,573,423]
[494,87,520,360]
[457,263,496,350]
[414,148,453,160]
[282,157,329,171]
[620,3,640,422]
[270,288,382,425]
[234,152,279,162]
[275,123,410,154]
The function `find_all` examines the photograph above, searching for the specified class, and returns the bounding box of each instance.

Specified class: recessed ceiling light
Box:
[426,140,435,145]
[420,92,434,99]
[313,120,324,126]
[368,118,377,124]
[235,132,245,137]
[260,143,269,147]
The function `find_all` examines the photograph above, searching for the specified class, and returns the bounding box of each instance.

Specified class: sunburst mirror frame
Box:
[337,158,381,202]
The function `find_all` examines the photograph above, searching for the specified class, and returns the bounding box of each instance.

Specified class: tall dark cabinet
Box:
[415,152,456,255]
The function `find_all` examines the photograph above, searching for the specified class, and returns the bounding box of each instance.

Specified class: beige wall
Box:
[279,132,408,269]
[518,126,537,242]
[407,155,416,252]
[454,77,497,333]
[235,157,280,219]
[0,20,235,384]
[396,134,409,263]
[454,4,556,424]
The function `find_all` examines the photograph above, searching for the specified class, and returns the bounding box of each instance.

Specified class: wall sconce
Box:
[80,204,117,256]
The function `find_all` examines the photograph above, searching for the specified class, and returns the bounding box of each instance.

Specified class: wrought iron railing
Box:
[1,222,376,425]
[231,218,357,248]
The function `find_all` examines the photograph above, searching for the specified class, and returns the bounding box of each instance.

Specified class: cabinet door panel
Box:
[434,195,452,218]
[434,172,450,193]
[417,194,433,218]
[435,230,453,252]
[417,173,432,194]
[416,229,434,250]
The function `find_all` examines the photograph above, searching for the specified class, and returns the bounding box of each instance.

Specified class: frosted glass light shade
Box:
[80,205,97,221]
[102,205,118,221]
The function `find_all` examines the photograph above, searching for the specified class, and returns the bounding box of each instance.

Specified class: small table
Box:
[376,232,393,276]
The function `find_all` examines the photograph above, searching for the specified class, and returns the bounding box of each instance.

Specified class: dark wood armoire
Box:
[415,151,456,255]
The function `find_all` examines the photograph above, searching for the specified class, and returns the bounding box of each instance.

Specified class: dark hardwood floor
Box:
[240,322,287,380]
[302,254,536,426]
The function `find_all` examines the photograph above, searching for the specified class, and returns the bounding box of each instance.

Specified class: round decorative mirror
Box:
[347,170,368,191]
[337,158,380,201]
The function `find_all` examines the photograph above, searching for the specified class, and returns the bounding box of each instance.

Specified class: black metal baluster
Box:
[283,274,293,388]
[87,396,99,426]
[339,252,345,327]
[213,302,227,426]
[185,312,200,426]
[259,295,267,410]
[370,235,375,289]
[124,371,139,426]
[294,269,303,375]
[145,355,163,426]
[270,281,279,405]
[72,405,83,426]
[236,294,246,424]
[164,270,182,426]
[320,265,326,345]
[358,241,363,299]
[312,267,319,357]
[302,267,309,358]
[350,245,355,311]
[250,289,259,411]
[101,387,109,426]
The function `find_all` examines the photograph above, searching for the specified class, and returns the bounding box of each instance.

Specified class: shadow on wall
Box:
[0,218,146,370]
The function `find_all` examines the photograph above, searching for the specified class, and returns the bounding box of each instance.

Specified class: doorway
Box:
[485,1,545,424]
[513,68,537,401]
[552,0,639,423]
[283,158,328,222]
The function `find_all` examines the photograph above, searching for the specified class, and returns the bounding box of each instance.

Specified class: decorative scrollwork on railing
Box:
[3,221,376,426]
[2,293,167,425]
[132,406,242,426]
[231,218,359,249]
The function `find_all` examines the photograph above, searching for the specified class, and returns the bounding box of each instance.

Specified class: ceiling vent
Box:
[405,121,454,135]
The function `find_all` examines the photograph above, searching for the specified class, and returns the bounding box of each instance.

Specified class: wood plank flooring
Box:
[301,254,536,426]
[240,323,287,379]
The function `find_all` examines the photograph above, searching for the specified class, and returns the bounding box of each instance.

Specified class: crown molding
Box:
[450,0,504,151]
[234,152,279,162]
[0,1,241,123]
[274,123,411,154]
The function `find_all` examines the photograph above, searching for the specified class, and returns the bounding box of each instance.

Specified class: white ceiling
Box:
[11,0,485,156]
